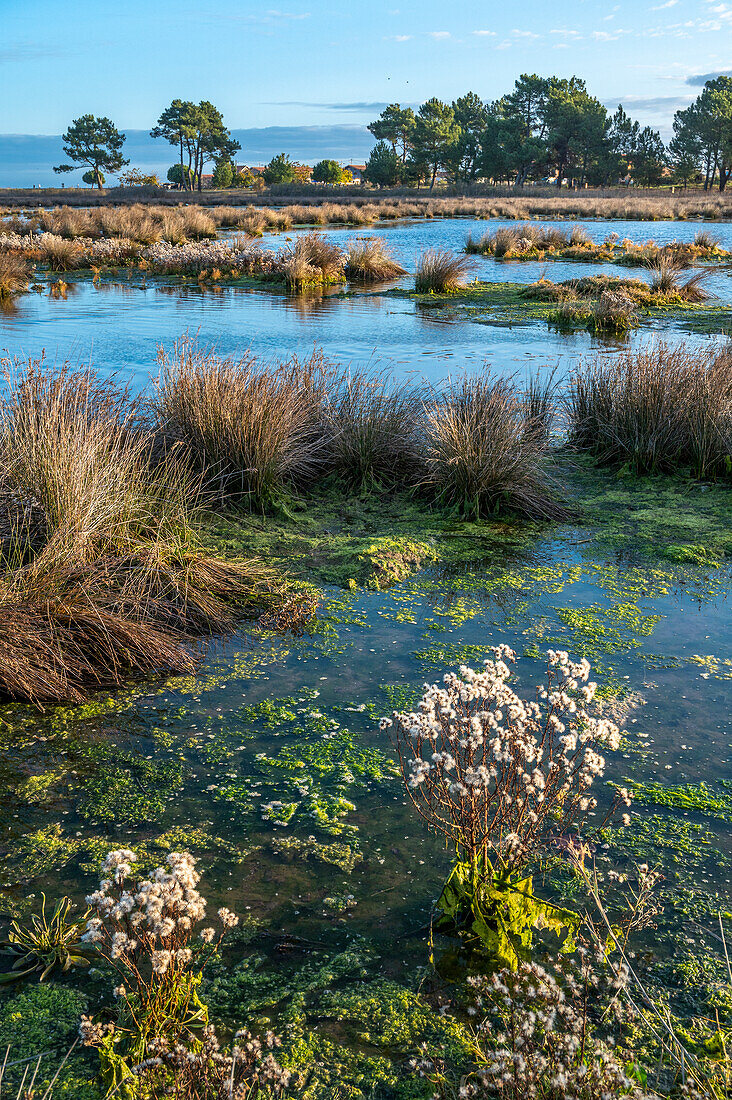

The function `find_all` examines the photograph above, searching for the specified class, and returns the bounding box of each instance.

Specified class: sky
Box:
[0,0,730,185]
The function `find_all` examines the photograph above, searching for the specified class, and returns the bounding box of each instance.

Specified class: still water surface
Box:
[2,216,731,389]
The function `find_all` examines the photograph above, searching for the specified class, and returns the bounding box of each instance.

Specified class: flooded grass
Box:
[1,215,732,1097]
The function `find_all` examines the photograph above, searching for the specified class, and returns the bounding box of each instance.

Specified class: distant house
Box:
[344,164,367,183]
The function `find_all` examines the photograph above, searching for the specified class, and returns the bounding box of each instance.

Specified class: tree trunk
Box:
[179,135,187,191]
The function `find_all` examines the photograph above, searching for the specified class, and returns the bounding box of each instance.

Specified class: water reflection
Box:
[0,217,730,390]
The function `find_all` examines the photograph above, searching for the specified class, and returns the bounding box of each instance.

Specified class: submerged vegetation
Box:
[2,191,732,1099]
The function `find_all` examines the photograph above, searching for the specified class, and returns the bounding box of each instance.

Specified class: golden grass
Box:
[0,358,291,703]
[421,373,568,519]
[281,232,346,286]
[415,248,474,293]
[0,253,30,299]
[151,340,331,506]
[344,237,407,282]
[324,369,423,490]
[569,341,732,476]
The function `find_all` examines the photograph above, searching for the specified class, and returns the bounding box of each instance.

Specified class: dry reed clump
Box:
[281,232,346,286]
[343,237,407,282]
[151,339,331,506]
[323,369,424,490]
[589,290,637,333]
[548,290,637,334]
[569,341,732,477]
[647,255,711,302]
[31,203,220,245]
[465,223,582,259]
[420,372,568,520]
[34,235,87,271]
[0,253,30,299]
[647,254,684,295]
[414,248,474,293]
[0,358,289,703]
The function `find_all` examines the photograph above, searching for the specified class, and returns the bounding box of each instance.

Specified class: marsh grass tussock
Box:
[0,253,30,299]
[0,358,289,702]
[569,340,732,476]
[281,232,345,286]
[421,373,569,519]
[343,237,407,282]
[152,339,330,507]
[324,369,423,490]
[415,248,474,293]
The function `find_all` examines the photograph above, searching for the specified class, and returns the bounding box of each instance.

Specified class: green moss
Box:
[689,654,732,680]
[270,835,361,873]
[600,814,725,872]
[76,747,185,825]
[1,824,80,887]
[356,538,437,589]
[566,458,732,560]
[623,780,732,820]
[18,765,68,804]
[0,984,100,1099]
[383,280,732,333]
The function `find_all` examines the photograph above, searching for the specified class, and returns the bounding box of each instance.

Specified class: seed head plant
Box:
[384,647,632,962]
[79,849,274,1095]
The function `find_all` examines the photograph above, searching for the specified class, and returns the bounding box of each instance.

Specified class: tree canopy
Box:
[312,159,344,184]
[262,153,298,185]
[672,76,732,191]
[365,141,402,187]
[366,77,672,189]
[53,115,128,189]
[151,100,240,191]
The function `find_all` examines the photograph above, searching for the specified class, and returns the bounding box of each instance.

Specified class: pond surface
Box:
[2,216,731,389]
[1,216,731,1090]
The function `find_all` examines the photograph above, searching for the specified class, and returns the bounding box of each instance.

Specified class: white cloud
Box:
[651,0,678,8]
[512,28,540,38]
[471,29,497,36]
[264,9,310,18]
[427,30,451,38]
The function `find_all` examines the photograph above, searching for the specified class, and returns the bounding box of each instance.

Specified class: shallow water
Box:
[1,216,730,388]
[2,534,731,954]
[1,217,732,1086]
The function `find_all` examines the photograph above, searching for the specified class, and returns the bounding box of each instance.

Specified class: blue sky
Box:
[0,0,730,182]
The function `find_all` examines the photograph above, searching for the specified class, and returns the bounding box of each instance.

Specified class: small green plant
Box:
[0,894,92,983]
[385,647,631,965]
[79,848,293,1098]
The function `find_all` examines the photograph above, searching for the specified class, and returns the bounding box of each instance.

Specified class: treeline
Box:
[365,74,732,192]
[50,75,732,195]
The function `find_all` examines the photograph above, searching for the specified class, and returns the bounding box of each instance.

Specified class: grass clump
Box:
[415,248,473,293]
[569,340,732,477]
[344,236,407,282]
[152,338,329,507]
[324,369,423,491]
[281,231,345,287]
[0,253,30,300]
[421,373,569,519]
[0,357,289,703]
